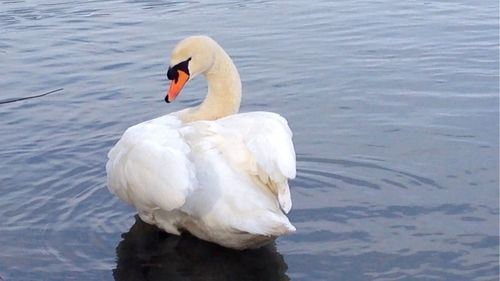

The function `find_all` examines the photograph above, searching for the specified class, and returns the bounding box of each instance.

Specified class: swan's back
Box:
[106,112,296,249]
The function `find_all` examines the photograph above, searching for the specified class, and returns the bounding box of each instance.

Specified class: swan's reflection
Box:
[113,216,290,281]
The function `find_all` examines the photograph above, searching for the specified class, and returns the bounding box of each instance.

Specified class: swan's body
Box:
[106,36,296,249]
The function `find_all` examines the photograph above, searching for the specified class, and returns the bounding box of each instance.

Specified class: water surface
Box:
[0,0,498,280]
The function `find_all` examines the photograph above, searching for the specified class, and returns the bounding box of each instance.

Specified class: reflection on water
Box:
[114,216,289,281]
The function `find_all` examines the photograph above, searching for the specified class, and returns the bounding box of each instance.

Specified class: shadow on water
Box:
[113,216,290,281]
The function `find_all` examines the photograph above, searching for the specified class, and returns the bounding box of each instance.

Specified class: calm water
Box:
[0,1,498,280]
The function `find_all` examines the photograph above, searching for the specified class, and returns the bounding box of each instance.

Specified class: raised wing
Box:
[106,115,197,213]
[212,112,296,213]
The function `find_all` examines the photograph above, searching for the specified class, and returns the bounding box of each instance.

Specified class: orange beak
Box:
[166,70,189,103]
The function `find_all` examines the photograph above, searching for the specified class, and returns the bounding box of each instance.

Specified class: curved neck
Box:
[178,46,242,123]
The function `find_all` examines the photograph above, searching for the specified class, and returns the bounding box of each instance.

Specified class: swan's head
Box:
[165,36,217,103]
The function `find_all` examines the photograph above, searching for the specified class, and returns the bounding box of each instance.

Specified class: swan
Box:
[106,35,296,250]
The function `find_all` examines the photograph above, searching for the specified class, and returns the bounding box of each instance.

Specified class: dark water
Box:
[1,1,498,280]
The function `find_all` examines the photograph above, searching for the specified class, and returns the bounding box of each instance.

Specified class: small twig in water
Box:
[0,88,63,105]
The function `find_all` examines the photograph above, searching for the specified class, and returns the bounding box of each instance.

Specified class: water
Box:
[0,0,498,280]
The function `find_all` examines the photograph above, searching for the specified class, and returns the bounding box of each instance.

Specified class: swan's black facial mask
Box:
[166,57,191,103]
[167,57,191,82]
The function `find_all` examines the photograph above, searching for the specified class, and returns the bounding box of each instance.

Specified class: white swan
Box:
[106,36,296,249]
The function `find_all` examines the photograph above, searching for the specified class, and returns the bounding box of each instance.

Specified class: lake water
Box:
[0,0,498,280]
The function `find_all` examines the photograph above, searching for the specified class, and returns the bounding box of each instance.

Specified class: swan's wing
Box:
[106,115,197,213]
[214,112,296,213]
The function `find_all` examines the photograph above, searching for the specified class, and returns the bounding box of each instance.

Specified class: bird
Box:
[106,35,296,250]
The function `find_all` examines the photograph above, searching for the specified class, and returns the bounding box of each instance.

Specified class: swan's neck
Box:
[178,46,242,123]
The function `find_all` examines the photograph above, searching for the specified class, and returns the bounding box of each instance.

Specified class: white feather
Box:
[106,112,296,247]
[106,116,197,213]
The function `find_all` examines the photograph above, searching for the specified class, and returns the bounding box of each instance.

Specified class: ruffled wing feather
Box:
[106,116,197,213]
